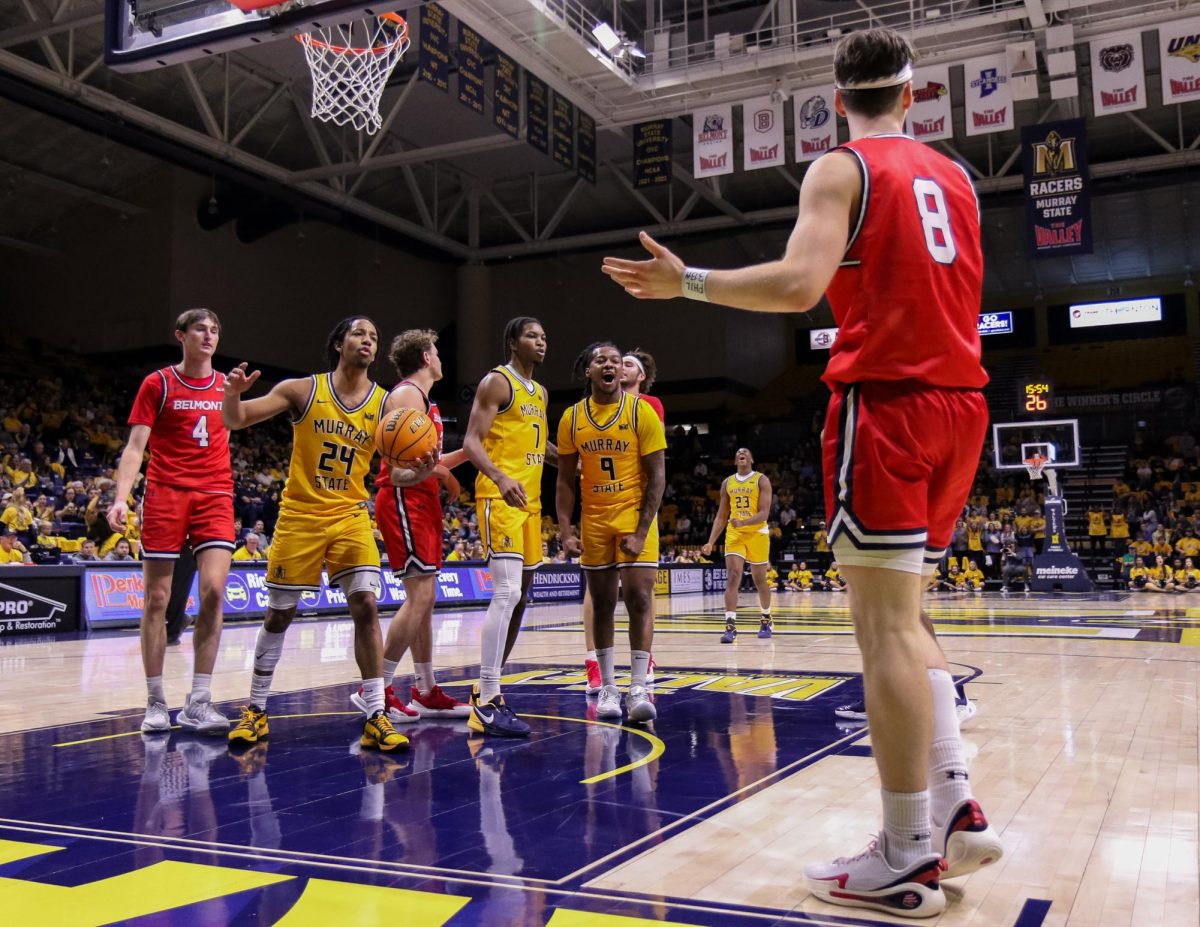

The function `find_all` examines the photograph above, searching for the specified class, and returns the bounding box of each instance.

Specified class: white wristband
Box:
[682,267,710,302]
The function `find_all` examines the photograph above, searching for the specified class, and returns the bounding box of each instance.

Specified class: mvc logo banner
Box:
[1090,29,1147,115]
[904,65,952,142]
[1159,16,1200,104]
[1021,118,1093,258]
[963,54,1013,136]
[741,95,785,170]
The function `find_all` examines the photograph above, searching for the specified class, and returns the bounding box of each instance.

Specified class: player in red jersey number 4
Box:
[601,29,1001,919]
[110,310,236,736]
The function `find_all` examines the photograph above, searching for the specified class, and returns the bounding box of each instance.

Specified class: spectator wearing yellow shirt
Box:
[1175,532,1200,559]
[3,456,37,492]
[825,562,846,591]
[1030,513,1046,551]
[1176,557,1200,590]
[98,531,140,559]
[1145,555,1175,592]
[813,521,830,568]
[766,564,779,591]
[786,562,814,592]
[1085,506,1107,553]
[0,531,29,565]
[1,490,35,545]
[963,560,985,592]
[35,521,82,556]
[232,534,267,562]
[966,518,984,556]
[1131,537,1154,559]
[1109,511,1130,555]
[445,541,467,563]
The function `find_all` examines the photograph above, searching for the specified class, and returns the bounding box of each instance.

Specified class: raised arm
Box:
[463,371,527,509]
[601,151,860,313]
[223,365,306,430]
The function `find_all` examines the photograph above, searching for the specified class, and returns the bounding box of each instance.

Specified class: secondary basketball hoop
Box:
[294,12,410,135]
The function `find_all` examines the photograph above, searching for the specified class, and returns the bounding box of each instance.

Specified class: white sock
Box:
[480,557,523,703]
[361,677,385,715]
[146,675,165,703]
[382,658,400,689]
[190,673,212,703]
[724,610,737,624]
[760,608,772,621]
[250,627,285,710]
[597,647,616,686]
[881,789,932,868]
[585,649,597,663]
[414,662,435,695]
[630,650,650,688]
[929,669,972,823]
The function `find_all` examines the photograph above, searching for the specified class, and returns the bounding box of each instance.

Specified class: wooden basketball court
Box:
[0,588,1194,925]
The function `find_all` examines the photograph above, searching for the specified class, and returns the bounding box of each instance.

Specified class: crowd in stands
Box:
[8,334,1200,594]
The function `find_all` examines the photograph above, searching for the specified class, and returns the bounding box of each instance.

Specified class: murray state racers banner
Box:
[418,3,450,93]
[793,87,837,162]
[963,54,1013,136]
[741,96,785,170]
[1090,31,1147,115]
[1022,118,1093,257]
[693,104,734,177]
[1160,17,1200,103]
[905,65,952,142]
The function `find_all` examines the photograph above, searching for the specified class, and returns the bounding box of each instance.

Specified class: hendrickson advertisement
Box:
[1022,118,1093,257]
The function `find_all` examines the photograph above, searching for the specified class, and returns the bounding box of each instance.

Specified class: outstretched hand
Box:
[601,231,686,300]
[225,362,261,396]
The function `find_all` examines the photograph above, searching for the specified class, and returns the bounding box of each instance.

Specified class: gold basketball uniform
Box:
[557,393,667,569]
[724,471,770,564]
[267,373,387,590]
[475,365,549,569]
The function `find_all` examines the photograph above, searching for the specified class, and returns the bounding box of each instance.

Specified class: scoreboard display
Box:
[1018,381,1053,414]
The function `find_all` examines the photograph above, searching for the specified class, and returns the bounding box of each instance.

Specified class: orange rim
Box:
[295,13,408,56]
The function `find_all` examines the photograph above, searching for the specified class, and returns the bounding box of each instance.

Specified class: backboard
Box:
[992,419,1081,471]
[105,0,407,72]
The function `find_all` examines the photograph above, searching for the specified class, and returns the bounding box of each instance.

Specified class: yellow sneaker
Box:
[361,710,409,752]
[228,705,269,745]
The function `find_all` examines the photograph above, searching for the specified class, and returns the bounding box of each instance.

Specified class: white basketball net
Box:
[297,14,410,135]
[1024,456,1058,496]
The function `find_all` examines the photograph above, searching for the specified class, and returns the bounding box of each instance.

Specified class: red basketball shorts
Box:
[376,483,443,576]
[822,381,988,574]
[140,482,235,560]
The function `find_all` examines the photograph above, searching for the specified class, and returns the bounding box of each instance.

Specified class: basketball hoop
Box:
[1024,454,1058,496]
[295,12,410,135]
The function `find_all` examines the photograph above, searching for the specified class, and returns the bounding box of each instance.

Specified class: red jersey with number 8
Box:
[821,134,988,390]
[128,366,233,494]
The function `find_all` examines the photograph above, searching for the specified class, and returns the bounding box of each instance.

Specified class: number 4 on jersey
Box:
[913,178,957,265]
[192,416,209,448]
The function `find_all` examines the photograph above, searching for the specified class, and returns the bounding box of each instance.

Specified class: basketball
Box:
[376,408,437,466]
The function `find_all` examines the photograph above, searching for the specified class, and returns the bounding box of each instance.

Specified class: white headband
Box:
[623,354,645,376]
[836,63,913,91]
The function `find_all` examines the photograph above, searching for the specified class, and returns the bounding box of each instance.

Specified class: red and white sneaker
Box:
[934,799,1003,879]
[584,659,602,695]
[646,654,656,684]
[351,685,419,725]
[408,685,471,719]
[804,835,945,917]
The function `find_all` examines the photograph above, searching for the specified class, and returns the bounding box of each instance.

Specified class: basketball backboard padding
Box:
[106,0,406,72]
[992,419,1081,470]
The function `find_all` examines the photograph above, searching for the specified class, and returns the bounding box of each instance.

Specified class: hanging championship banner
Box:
[418,3,450,93]
[526,74,549,154]
[1090,31,1147,114]
[793,87,837,162]
[904,65,953,142]
[1022,118,1093,256]
[963,54,1013,136]
[741,96,785,170]
[552,95,575,170]
[577,111,596,183]
[493,51,520,138]
[634,119,671,187]
[693,104,733,177]
[457,23,484,114]
[1160,17,1200,103]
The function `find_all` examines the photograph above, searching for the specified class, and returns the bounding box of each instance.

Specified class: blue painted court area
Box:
[0,664,1049,925]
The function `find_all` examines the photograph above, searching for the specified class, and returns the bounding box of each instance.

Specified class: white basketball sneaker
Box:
[934,798,1004,879]
[625,685,656,723]
[141,698,171,734]
[596,684,623,720]
[177,694,230,736]
[804,834,946,917]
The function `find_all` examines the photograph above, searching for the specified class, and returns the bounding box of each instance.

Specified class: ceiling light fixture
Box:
[592,22,622,54]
